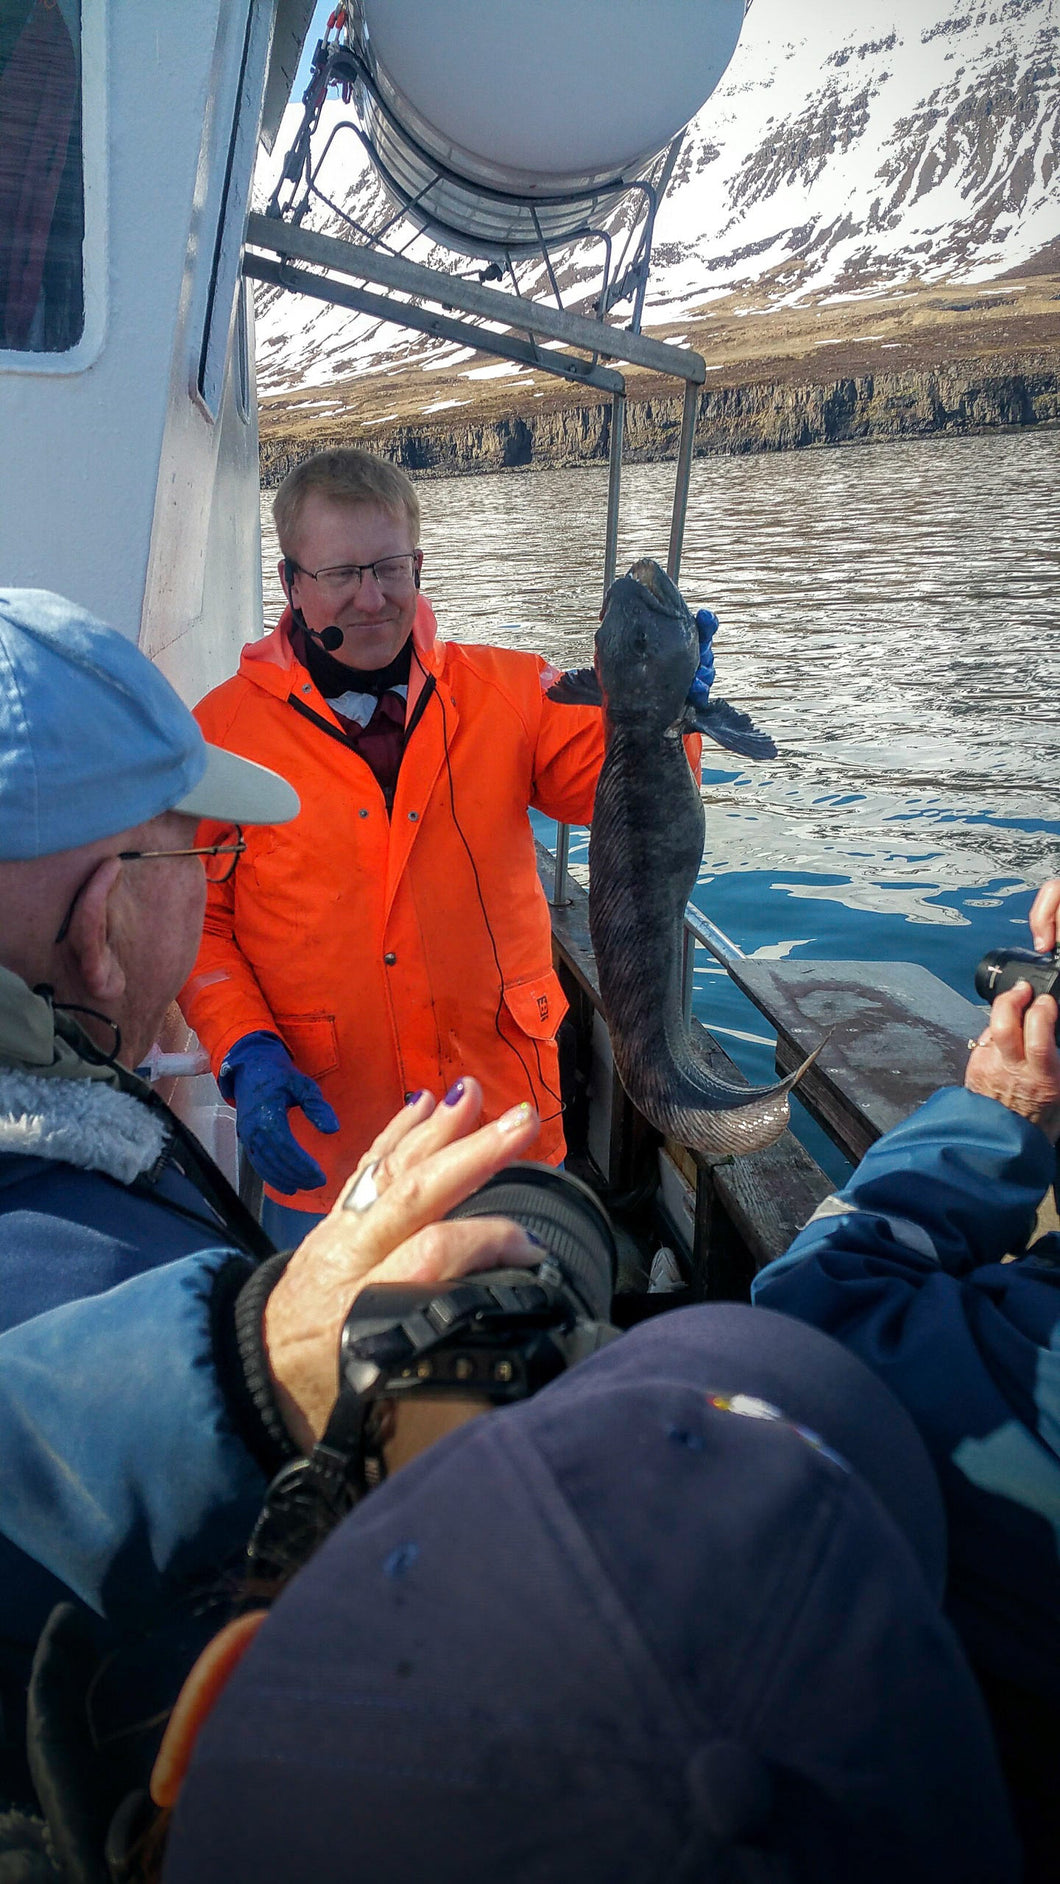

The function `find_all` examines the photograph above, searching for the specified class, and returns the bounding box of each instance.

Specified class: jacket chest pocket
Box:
[501,969,567,1043]
[275,1013,340,1079]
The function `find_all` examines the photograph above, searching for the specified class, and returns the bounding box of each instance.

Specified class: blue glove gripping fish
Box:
[687,607,717,712]
[546,600,774,759]
[547,559,811,1157]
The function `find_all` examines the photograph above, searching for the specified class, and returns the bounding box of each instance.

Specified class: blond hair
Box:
[273,450,420,556]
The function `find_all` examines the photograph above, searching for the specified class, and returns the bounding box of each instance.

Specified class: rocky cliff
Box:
[259,352,1059,485]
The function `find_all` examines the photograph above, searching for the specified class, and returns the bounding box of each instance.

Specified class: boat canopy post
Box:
[666,377,699,584]
[550,822,572,909]
[603,389,625,598]
[681,925,697,1025]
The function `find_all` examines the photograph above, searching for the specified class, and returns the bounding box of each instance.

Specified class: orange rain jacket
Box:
[179,598,609,1209]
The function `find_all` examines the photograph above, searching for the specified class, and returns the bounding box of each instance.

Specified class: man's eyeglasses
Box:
[290,553,419,599]
[54,827,245,944]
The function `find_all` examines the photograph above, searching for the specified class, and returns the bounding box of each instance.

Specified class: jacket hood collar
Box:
[240,597,444,695]
[0,1067,169,1182]
[0,965,121,1087]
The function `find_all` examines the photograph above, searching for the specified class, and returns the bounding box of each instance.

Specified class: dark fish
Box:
[548,559,814,1156]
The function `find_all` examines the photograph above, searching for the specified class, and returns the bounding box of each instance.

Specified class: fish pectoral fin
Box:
[546,667,603,706]
[690,695,778,760]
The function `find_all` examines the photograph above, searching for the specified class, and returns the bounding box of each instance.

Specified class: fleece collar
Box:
[0,1067,170,1183]
[0,968,167,1179]
[0,965,120,1086]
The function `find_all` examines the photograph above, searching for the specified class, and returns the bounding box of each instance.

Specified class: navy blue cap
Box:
[166,1304,1017,1883]
[0,590,298,858]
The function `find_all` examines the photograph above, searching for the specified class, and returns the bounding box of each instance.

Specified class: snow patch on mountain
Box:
[254,0,1059,392]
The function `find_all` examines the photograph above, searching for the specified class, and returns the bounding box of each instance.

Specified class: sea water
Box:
[262,428,1060,1176]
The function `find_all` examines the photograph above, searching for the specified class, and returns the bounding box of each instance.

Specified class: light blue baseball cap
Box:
[0,590,299,860]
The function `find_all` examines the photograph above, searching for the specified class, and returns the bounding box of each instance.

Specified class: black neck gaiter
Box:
[294,622,413,700]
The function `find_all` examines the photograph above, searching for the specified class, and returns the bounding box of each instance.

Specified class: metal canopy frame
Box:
[244,211,705,590]
[244,183,706,905]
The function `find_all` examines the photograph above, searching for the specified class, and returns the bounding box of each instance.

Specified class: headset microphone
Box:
[317,625,345,651]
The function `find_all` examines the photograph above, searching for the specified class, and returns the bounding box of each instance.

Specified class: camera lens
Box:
[974,947,1060,1015]
[445,1163,617,1320]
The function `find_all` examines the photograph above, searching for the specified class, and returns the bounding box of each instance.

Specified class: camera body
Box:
[247,1165,618,1582]
[975,947,1060,1039]
[341,1267,616,1412]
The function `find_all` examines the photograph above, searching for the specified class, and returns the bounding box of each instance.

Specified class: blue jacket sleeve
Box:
[754,1085,1056,1290]
[0,1251,269,1631]
[752,1086,1060,1698]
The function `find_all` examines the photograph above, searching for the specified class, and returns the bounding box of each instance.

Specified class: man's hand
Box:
[263,1079,542,1451]
[965,982,1060,1145]
[1030,878,1060,954]
[687,608,718,710]
[221,1031,339,1193]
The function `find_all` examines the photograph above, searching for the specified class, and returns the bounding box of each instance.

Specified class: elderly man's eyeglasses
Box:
[54,827,245,945]
[290,554,419,598]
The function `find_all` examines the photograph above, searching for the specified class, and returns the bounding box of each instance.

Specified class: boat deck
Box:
[726,956,984,1165]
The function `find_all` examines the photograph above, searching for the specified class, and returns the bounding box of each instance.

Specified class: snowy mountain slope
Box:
[650,0,1060,312]
[254,0,1060,395]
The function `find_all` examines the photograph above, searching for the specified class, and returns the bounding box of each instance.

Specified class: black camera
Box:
[340,1162,617,1409]
[247,1165,618,1582]
[974,947,1060,1039]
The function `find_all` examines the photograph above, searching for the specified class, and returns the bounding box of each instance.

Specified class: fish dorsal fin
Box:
[688,695,778,761]
[547,667,603,706]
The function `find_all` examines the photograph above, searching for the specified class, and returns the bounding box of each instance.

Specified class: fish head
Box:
[596,559,698,729]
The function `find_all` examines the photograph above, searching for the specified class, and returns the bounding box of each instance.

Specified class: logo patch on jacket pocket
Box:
[537,995,549,1022]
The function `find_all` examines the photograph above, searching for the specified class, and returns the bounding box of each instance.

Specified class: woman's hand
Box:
[965,982,1060,1146]
[263,1079,541,1451]
[1029,878,1060,954]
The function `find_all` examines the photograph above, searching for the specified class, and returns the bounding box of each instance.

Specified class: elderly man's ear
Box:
[62,857,129,1002]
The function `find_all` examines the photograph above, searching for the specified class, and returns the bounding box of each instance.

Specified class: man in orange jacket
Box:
[179,449,610,1244]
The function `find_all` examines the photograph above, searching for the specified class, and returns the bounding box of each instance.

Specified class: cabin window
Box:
[0,0,84,353]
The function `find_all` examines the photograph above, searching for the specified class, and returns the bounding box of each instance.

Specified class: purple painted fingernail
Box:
[405,1090,426,1105]
[525,1231,546,1249]
[443,1080,466,1106]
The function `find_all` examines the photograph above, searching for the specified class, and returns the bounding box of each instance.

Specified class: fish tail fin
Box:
[706,1030,830,1155]
[775,1029,831,1096]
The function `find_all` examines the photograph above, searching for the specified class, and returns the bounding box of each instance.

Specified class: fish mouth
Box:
[627,559,672,604]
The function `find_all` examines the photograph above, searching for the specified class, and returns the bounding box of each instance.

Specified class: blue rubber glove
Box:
[687,607,718,710]
[219,1030,339,1194]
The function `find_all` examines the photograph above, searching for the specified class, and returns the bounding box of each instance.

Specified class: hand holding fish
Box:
[687,608,718,710]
